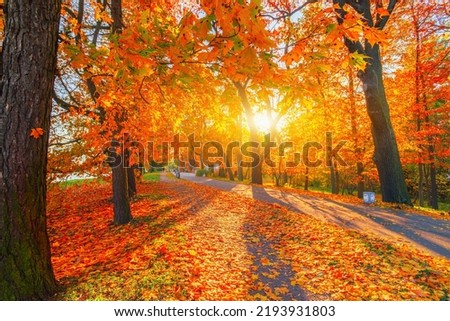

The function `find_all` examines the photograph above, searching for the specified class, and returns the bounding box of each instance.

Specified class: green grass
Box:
[438,202,450,212]
[57,178,100,188]
[143,172,160,182]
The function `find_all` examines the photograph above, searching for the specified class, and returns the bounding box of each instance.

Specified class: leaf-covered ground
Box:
[47,177,450,300]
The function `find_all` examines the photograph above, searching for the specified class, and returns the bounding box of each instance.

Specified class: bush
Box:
[196,169,207,177]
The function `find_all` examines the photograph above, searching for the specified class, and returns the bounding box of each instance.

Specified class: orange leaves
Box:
[47,178,449,301]
[375,7,390,18]
[281,41,306,66]
[364,27,388,47]
[30,127,44,139]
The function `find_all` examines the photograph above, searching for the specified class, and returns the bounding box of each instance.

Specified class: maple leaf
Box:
[30,127,45,139]
[376,8,390,18]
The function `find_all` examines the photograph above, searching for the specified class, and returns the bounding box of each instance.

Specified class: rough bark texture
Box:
[0,0,60,300]
[110,0,133,222]
[111,153,132,225]
[127,166,137,198]
[334,0,411,205]
[359,44,411,205]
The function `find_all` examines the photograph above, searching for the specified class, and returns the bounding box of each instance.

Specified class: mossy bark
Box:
[0,0,61,300]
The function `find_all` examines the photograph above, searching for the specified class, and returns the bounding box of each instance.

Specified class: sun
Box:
[253,111,272,133]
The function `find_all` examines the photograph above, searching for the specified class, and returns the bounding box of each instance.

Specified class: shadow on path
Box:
[180,173,450,259]
[243,224,309,300]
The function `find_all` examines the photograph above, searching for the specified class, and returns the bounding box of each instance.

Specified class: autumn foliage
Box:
[1,0,449,302]
[48,178,449,300]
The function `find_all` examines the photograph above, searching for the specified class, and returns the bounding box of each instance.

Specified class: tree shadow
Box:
[323,199,450,259]
[243,223,310,300]
[50,180,214,295]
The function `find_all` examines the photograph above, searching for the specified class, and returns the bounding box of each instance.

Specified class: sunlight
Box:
[252,111,272,133]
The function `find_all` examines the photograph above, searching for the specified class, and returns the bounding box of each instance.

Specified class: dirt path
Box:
[177,173,450,259]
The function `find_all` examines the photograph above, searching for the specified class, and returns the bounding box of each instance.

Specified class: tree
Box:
[0,0,61,299]
[55,0,134,224]
[332,0,412,205]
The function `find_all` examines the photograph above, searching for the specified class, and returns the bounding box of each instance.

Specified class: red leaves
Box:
[30,127,44,139]
[47,179,449,300]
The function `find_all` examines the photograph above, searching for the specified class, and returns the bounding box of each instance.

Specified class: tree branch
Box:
[375,0,398,29]
[260,0,318,20]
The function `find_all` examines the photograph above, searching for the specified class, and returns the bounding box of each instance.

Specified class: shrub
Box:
[196,169,207,177]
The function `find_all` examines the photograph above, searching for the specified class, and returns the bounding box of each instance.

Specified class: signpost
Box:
[363,192,376,204]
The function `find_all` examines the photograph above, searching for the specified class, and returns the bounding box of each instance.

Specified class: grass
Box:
[143,172,161,182]
[438,202,450,212]
[57,178,101,188]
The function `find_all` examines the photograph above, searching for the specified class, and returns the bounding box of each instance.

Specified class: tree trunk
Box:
[127,167,137,198]
[359,44,411,205]
[348,67,365,198]
[418,163,424,206]
[235,82,263,185]
[112,153,132,225]
[335,0,411,205]
[414,14,425,208]
[428,153,439,210]
[236,116,244,181]
[335,162,340,194]
[304,167,309,191]
[330,165,338,194]
[357,161,364,199]
[0,0,60,299]
[250,128,263,185]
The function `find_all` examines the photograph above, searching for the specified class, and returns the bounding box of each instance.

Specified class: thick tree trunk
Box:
[127,167,137,198]
[359,45,411,205]
[235,82,263,185]
[335,0,411,205]
[0,0,60,299]
[112,153,132,225]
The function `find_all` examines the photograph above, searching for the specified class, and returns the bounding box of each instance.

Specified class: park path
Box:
[159,173,324,300]
[176,173,450,259]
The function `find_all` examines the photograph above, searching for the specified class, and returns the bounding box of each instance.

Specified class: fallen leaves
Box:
[47,178,449,301]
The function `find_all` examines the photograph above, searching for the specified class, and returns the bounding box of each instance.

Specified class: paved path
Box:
[178,173,450,259]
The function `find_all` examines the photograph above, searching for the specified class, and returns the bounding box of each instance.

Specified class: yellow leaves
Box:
[30,127,44,139]
[274,286,289,296]
[47,173,450,301]
[341,51,369,71]
[240,46,258,67]
[364,28,388,47]
[281,41,307,66]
